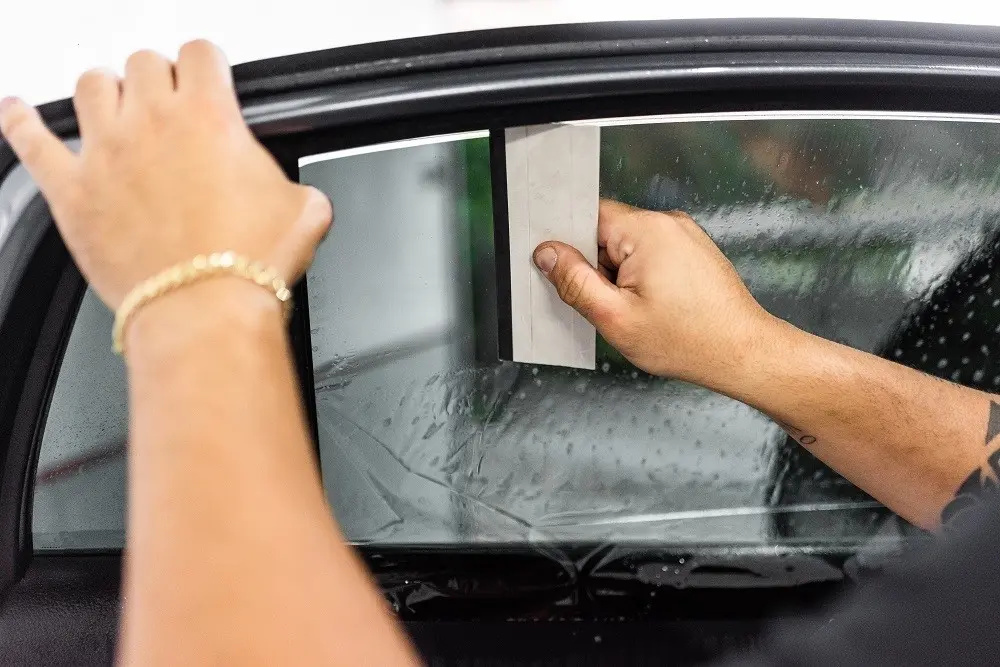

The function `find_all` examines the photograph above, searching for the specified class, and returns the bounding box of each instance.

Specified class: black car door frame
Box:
[5,17,1000,655]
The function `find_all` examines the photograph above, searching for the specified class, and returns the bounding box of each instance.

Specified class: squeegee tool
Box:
[490,123,600,370]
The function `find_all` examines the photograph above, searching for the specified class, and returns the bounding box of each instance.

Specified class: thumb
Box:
[274,185,334,281]
[533,241,625,329]
[298,185,334,242]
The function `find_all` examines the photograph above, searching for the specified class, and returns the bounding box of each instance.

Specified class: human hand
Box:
[533,200,773,386]
[0,40,331,311]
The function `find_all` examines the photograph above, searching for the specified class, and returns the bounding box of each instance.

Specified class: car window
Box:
[300,113,1000,547]
[31,112,1000,552]
[33,289,127,550]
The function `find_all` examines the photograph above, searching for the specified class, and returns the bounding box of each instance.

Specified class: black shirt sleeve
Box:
[728,494,1000,666]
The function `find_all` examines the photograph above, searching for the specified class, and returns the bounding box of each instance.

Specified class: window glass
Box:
[30,113,1000,552]
[301,114,1000,547]
[33,290,127,550]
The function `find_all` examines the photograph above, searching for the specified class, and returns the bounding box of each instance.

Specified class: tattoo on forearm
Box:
[941,400,1000,526]
[775,419,817,446]
[986,400,1000,445]
[941,450,1000,526]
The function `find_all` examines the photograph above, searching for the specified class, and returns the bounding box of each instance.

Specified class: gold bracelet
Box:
[112,252,293,355]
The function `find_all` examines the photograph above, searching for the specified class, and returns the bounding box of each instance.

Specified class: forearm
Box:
[119,280,417,666]
[712,316,993,530]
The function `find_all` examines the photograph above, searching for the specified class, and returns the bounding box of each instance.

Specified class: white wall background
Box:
[2,0,1000,106]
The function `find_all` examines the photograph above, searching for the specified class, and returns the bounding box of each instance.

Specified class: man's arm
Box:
[120,280,418,665]
[534,200,995,529]
[0,43,418,665]
[719,316,993,529]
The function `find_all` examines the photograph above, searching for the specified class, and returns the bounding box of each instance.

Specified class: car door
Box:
[4,19,1000,666]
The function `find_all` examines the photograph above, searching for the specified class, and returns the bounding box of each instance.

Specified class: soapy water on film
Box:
[308,118,1000,554]
[29,120,1000,559]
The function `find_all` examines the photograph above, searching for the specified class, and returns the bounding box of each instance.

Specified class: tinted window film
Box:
[301,114,1000,547]
[30,113,1000,552]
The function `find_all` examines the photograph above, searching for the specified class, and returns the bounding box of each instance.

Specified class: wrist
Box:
[124,277,288,367]
[698,310,804,399]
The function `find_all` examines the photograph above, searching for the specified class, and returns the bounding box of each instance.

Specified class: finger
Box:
[74,68,121,139]
[598,199,645,265]
[176,40,237,108]
[533,241,626,330]
[598,198,645,232]
[273,186,334,281]
[0,97,76,195]
[123,50,175,106]
[597,247,616,271]
[297,185,334,246]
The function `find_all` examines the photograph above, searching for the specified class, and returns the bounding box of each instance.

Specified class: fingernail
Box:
[0,96,19,117]
[534,246,557,274]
